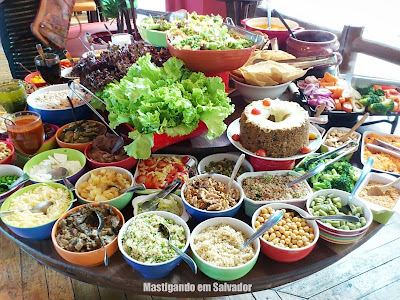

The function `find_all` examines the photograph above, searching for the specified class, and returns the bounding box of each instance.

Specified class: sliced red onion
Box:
[303,84,318,96]
[313,88,332,97]
[305,76,319,84]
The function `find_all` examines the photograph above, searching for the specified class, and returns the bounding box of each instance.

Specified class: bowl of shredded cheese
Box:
[0,183,74,239]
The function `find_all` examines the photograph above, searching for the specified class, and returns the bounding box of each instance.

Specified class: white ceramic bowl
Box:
[354,172,400,224]
[237,170,313,217]
[198,153,254,176]
[0,165,24,203]
[321,127,361,153]
[306,189,373,244]
[131,193,189,222]
[190,216,260,281]
[231,77,291,103]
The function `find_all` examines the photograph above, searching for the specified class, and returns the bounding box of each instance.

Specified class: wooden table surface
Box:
[0,93,388,297]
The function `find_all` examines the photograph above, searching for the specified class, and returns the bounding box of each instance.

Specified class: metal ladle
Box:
[68,80,124,154]
[91,210,108,266]
[0,200,54,216]
[158,223,197,273]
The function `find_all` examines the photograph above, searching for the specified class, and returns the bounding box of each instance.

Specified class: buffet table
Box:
[0,93,386,297]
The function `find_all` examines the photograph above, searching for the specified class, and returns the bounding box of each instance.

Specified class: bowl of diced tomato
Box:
[133,154,196,192]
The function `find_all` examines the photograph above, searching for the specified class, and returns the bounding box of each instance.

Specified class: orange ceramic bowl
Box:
[167,39,256,73]
[56,120,107,152]
[0,140,15,165]
[51,202,124,266]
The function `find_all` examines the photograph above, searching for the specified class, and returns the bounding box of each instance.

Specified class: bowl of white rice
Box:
[0,183,74,239]
[190,217,260,281]
[26,84,92,126]
[118,211,190,278]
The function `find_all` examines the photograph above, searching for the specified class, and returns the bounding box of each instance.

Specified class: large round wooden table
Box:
[0,93,384,297]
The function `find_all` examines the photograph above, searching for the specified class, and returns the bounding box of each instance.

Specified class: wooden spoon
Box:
[226,154,245,194]
[315,102,326,117]
[337,113,369,142]
[367,177,400,196]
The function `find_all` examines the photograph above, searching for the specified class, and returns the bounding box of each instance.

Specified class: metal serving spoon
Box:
[241,210,283,249]
[106,183,146,194]
[293,209,360,222]
[140,178,182,212]
[92,210,108,266]
[0,200,54,216]
[158,223,197,273]
[0,173,30,191]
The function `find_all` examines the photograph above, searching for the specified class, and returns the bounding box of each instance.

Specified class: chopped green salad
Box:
[98,54,234,159]
[122,214,186,264]
[294,154,361,192]
[140,16,172,31]
[168,12,254,50]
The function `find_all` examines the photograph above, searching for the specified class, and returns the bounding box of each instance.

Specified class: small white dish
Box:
[321,127,361,153]
[132,194,189,222]
[198,153,254,176]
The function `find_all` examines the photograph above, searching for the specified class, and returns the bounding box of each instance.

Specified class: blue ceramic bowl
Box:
[118,211,190,278]
[0,183,74,239]
[181,174,244,222]
[23,148,86,185]
[26,84,92,126]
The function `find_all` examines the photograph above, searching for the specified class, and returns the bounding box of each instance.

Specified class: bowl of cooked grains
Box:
[181,174,244,222]
[190,217,260,281]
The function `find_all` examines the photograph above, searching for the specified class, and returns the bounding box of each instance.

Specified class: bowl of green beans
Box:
[0,164,24,203]
[306,189,372,244]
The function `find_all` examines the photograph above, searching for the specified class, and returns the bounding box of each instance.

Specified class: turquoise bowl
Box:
[190,217,260,281]
[137,25,168,48]
[0,183,73,239]
[75,166,134,210]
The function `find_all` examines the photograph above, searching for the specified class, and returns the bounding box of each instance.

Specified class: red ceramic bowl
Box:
[167,39,256,73]
[249,156,295,171]
[241,17,303,48]
[24,72,47,88]
[252,203,319,263]
[84,142,138,170]
[0,141,15,165]
[51,202,124,266]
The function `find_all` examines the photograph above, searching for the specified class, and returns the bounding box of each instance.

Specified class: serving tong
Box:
[140,178,182,212]
[286,141,359,187]
[68,80,124,154]
[366,138,400,159]
[253,53,339,69]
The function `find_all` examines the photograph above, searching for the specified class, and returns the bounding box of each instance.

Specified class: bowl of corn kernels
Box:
[252,203,319,262]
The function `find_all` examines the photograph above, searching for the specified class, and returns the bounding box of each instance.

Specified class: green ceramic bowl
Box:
[23,148,86,184]
[137,25,168,48]
[75,166,134,210]
[190,217,260,281]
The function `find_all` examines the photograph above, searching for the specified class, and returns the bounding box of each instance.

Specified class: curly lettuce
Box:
[101,54,234,159]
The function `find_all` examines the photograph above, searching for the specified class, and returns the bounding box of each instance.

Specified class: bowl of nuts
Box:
[321,127,361,154]
[252,203,319,262]
[0,140,15,165]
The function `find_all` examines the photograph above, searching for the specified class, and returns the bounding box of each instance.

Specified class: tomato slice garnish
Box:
[255,149,267,157]
[232,134,240,141]
[181,156,190,164]
[301,147,311,154]
[251,108,261,115]
[263,99,271,106]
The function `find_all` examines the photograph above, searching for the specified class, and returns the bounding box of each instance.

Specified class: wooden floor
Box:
[2,39,400,300]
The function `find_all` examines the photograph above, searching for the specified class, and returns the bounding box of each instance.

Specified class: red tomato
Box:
[173,163,185,172]
[232,134,240,141]
[255,149,267,157]
[263,99,271,106]
[181,156,190,164]
[143,158,153,166]
[136,175,146,184]
[301,147,311,154]
[60,60,72,68]
[157,160,168,168]
[251,108,261,115]
[145,175,154,188]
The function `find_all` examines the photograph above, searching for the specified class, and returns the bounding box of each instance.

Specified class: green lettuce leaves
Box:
[101,54,234,159]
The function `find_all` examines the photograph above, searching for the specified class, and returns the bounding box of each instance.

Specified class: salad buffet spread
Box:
[0,9,400,295]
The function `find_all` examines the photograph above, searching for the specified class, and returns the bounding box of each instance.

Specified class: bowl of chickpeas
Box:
[75,166,135,210]
[252,203,319,262]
